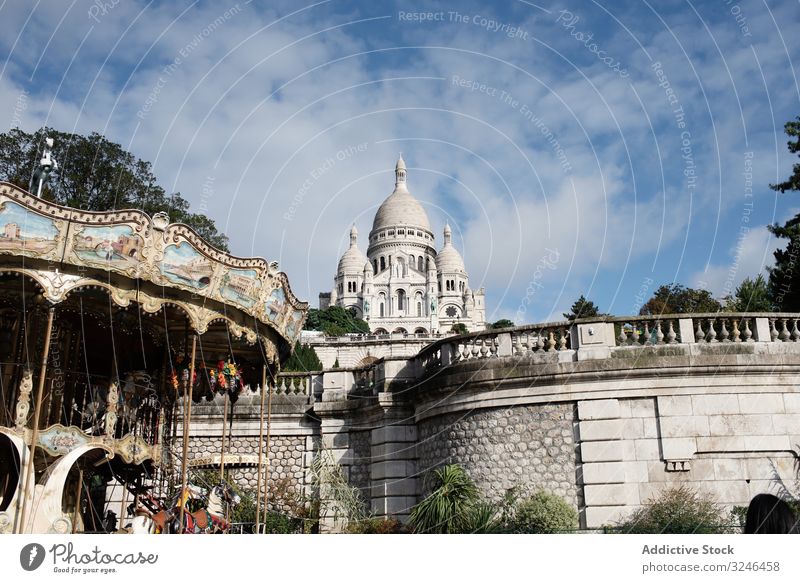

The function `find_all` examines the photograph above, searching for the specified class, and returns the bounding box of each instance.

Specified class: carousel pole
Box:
[177,334,197,534]
[219,381,228,480]
[260,364,276,530]
[255,364,267,533]
[18,305,55,534]
[71,469,83,533]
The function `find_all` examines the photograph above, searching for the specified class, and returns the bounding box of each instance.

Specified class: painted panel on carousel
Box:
[219,267,261,310]
[159,241,214,290]
[72,224,143,271]
[285,309,304,343]
[38,424,90,456]
[0,200,59,256]
[265,286,286,322]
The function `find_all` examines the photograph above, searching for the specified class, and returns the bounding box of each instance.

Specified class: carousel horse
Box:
[167,480,240,534]
[127,482,239,534]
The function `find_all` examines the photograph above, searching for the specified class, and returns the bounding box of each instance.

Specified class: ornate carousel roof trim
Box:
[0,181,308,347]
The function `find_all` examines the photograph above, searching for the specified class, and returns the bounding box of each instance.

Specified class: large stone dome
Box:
[371,155,432,233]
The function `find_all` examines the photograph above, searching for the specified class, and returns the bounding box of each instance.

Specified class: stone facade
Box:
[417,405,580,507]
[181,315,800,532]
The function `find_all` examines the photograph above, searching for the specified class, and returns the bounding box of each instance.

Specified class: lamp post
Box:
[31,137,58,198]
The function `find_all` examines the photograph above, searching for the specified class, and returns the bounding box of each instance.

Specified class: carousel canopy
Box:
[0,181,307,362]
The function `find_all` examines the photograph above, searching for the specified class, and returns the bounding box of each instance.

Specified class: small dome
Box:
[436,223,465,273]
[371,156,432,233]
[338,225,368,275]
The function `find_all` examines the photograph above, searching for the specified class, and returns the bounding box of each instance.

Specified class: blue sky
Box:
[2,0,799,323]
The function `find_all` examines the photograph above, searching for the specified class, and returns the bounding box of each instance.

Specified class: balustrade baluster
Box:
[643,322,651,345]
[779,319,791,342]
[666,320,677,344]
[618,325,627,346]
[742,318,753,342]
[770,318,779,342]
[535,332,545,352]
[731,319,741,343]
[546,330,556,351]
[792,319,800,342]
[706,319,717,343]
[695,319,705,343]
[655,320,665,345]
[719,319,729,342]
[558,328,568,350]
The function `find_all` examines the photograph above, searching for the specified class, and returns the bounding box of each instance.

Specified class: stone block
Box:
[659,416,710,438]
[625,461,650,483]
[584,483,639,506]
[661,437,696,460]
[770,414,800,434]
[634,439,661,461]
[320,433,349,449]
[580,440,625,462]
[696,436,745,452]
[578,399,620,421]
[678,319,695,343]
[692,394,740,416]
[581,461,626,484]
[371,460,415,480]
[742,435,791,451]
[641,418,658,438]
[628,398,656,418]
[712,458,744,480]
[639,482,685,504]
[371,425,417,446]
[585,506,635,529]
[783,394,800,413]
[370,478,418,498]
[738,393,785,414]
[371,441,417,460]
[752,317,771,341]
[708,414,774,436]
[657,396,692,417]
[579,419,622,441]
[700,481,750,506]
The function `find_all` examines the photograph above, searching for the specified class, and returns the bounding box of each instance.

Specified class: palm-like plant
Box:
[409,465,480,533]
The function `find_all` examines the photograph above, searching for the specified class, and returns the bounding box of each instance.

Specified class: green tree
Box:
[303,306,369,336]
[450,322,469,335]
[282,342,323,373]
[563,295,602,320]
[487,319,515,330]
[767,117,800,310]
[724,275,774,312]
[0,127,229,250]
[639,284,722,315]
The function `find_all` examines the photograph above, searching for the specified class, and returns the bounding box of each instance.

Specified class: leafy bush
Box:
[616,486,731,534]
[509,490,578,533]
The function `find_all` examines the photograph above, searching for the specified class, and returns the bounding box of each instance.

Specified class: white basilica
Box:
[319,156,486,334]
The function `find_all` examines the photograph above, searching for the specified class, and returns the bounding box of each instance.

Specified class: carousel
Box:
[0,145,307,533]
